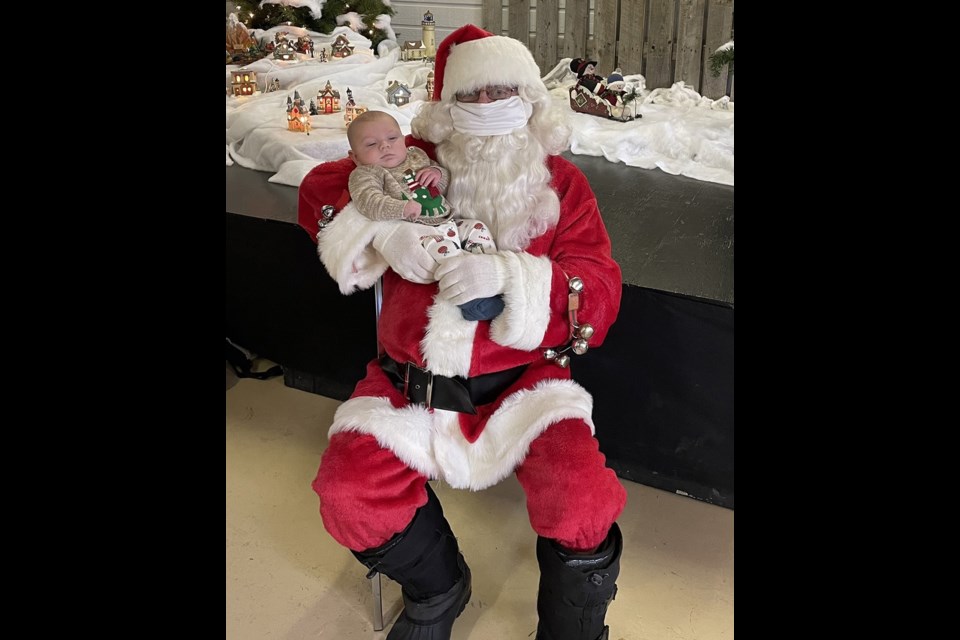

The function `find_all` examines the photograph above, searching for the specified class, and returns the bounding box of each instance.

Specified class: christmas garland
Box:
[708,41,734,77]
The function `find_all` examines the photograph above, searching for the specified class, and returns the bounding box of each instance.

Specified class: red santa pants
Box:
[312,418,627,553]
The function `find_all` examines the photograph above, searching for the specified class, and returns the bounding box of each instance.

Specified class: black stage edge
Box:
[227,158,734,509]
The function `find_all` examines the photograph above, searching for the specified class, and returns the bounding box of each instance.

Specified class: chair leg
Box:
[370,570,384,631]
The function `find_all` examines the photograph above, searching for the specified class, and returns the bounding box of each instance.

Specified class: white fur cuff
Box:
[317,203,390,294]
[490,252,553,350]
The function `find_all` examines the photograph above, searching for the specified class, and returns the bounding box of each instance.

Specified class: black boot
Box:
[352,484,472,639]
[535,522,623,640]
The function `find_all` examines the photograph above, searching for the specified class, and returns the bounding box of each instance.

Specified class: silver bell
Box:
[576,323,595,340]
[556,354,570,368]
[544,348,558,361]
[572,338,589,355]
[569,277,584,293]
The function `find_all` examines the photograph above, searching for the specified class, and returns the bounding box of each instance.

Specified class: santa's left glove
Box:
[435,253,509,306]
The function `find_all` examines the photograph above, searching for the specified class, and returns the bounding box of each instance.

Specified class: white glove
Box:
[435,253,509,305]
[372,222,436,284]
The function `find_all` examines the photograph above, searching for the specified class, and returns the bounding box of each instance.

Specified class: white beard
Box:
[435,131,560,252]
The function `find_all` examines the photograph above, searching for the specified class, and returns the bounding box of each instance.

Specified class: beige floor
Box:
[226,369,734,639]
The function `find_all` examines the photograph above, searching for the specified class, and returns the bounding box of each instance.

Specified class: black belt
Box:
[380,355,527,415]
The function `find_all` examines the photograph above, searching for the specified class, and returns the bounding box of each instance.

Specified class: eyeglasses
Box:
[454,85,519,102]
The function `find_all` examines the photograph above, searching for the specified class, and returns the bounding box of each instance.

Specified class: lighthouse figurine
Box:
[421,10,436,60]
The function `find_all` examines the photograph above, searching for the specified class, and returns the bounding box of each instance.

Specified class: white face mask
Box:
[450,96,534,137]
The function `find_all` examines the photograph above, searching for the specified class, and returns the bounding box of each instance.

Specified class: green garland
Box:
[232,0,395,51]
[708,44,734,77]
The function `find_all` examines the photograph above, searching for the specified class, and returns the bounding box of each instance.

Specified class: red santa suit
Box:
[302,30,626,556]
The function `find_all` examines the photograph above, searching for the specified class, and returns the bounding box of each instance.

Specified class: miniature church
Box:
[316,81,341,113]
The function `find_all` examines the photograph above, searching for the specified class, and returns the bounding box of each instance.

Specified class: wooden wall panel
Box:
[562,0,590,60]
[593,0,618,70]
[535,0,560,72]
[617,0,645,76]
[481,0,503,34]
[675,0,705,88]
[508,1,532,43]
[644,0,676,89]
[700,0,734,99]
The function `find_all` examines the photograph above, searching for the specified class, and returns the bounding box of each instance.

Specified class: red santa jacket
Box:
[298,137,622,490]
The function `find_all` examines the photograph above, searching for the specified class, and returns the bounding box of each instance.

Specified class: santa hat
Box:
[606,69,624,85]
[433,24,543,101]
[569,57,598,79]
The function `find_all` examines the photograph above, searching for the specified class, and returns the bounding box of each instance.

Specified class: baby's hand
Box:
[402,200,421,220]
[416,167,441,188]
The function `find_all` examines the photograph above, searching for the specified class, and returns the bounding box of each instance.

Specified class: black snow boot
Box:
[352,484,472,640]
[535,522,623,640]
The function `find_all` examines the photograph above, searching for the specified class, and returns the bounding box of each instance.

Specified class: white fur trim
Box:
[442,36,543,101]
[317,203,390,294]
[421,298,478,377]
[328,379,594,490]
[490,253,553,350]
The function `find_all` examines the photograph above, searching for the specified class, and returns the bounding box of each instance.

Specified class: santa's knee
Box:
[313,432,428,551]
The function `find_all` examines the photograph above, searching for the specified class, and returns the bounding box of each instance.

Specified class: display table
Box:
[226,157,734,508]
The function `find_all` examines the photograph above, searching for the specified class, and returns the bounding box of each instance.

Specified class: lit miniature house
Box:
[273,33,297,61]
[331,34,354,58]
[400,40,426,62]
[296,35,313,54]
[316,81,341,114]
[386,80,412,106]
[421,10,437,59]
[343,88,368,125]
[286,91,311,133]
[231,70,258,96]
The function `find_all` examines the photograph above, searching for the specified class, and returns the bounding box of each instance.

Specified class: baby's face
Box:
[349,118,408,169]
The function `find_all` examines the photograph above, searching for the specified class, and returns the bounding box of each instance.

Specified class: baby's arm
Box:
[349,166,409,221]
[408,147,450,194]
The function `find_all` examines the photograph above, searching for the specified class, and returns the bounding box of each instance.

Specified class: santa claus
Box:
[301,24,627,640]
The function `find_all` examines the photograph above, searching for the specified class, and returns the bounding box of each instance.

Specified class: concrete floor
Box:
[226,372,734,639]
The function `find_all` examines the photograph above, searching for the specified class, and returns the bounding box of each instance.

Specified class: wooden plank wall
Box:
[699,0,734,100]
[388,1,733,98]
[473,0,734,99]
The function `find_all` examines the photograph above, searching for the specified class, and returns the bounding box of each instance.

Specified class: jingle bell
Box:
[544,348,558,360]
[556,354,570,368]
[572,338,589,355]
[576,323,594,339]
[569,277,584,293]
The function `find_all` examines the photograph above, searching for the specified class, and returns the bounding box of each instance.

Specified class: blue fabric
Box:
[458,295,505,321]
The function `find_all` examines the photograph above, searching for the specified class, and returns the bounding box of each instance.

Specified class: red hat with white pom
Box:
[432,24,544,101]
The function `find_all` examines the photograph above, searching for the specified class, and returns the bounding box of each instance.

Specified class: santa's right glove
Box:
[435,253,509,305]
[372,221,436,284]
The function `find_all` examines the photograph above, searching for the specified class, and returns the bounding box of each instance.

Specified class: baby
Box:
[347,110,503,321]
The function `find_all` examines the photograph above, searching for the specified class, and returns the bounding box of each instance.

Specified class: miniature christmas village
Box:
[568,58,640,122]
[282,82,371,134]
[225,14,343,67]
